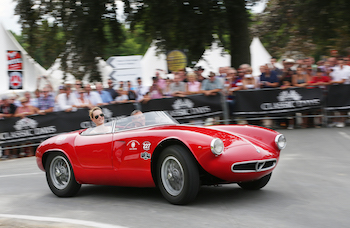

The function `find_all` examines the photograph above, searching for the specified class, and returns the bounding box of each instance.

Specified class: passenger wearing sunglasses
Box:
[88,107,112,134]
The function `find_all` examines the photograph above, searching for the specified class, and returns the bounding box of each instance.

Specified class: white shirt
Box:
[330,65,350,83]
[135,85,149,101]
[57,93,79,111]
[85,91,103,106]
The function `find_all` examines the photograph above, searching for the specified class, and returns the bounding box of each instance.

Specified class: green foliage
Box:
[14,0,124,81]
[124,0,254,69]
[252,0,350,60]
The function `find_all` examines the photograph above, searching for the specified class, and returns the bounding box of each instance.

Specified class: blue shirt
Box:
[201,78,223,91]
[260,71,279,88]
[98,90,113,104]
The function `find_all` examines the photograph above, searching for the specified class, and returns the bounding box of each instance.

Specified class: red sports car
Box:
[36,111,286,205]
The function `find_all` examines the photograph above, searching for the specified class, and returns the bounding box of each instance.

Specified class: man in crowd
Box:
[0,95,17,118]
[201,71,223,96]
[37,86,55,114]
[57,84,79,112]
[105,79,119,100]
[96,82,113,105]
[135,77,149,102]
[84,83,103,106]
[170,73,187,97]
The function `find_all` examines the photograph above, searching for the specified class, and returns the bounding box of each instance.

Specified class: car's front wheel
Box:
[157,145,200,205]
[45,153,81,197]
[238,173,272,190]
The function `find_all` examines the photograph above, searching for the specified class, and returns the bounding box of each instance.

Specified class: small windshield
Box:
[114,111,178,132]
[81,121,113,136]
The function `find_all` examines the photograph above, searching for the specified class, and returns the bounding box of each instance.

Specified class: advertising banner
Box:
[0,103,135,147]
[325,84,350,111]
[141,93,223,121]
[234,88,324,117]
[7,50,23,70]
[8,71,23,90]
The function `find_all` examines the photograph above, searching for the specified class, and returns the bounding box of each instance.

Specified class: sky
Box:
[0,0,266,35]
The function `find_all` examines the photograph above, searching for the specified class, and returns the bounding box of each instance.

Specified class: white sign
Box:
[109,68,142,85]
[107,55,142,69]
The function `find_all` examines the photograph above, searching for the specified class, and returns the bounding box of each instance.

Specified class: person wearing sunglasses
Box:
[87,107,112,134]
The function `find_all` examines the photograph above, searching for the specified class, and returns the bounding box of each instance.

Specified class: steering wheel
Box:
[125,121,143,129]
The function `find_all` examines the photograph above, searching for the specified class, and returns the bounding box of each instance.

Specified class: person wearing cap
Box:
[0,95,17,118]
[194,66,205,82]
[201,71,223,96]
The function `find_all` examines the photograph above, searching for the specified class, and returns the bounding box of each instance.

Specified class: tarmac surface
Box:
[1,127,350,228]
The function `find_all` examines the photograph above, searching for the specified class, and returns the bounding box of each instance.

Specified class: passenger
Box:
[88,107,112,134]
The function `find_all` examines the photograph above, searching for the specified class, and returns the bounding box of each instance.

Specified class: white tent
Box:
[140,41,168,86]
[47,57,114,90]
[195,41,231,77]
[0,23,47,96]
[250,37,273,76]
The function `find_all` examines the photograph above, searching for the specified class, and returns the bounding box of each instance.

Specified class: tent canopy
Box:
[0,23,47,96]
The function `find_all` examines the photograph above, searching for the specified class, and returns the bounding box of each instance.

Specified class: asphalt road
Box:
[0,127,350,228]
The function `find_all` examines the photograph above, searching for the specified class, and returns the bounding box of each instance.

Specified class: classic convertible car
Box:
[36,111,286,205]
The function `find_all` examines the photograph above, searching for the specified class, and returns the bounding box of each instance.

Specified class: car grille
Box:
[231,159,277,173]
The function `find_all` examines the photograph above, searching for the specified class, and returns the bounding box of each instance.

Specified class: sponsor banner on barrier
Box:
[325,84,350,111]
[141,93,223,121]
[0,103,135,147]
[234,88,324,116]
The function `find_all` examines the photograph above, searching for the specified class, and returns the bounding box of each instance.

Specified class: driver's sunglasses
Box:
[94,113,104,119]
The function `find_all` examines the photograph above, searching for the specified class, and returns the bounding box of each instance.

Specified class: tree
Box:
[15,0,124,81]
[252,0,350,59]
[124,0,258,69]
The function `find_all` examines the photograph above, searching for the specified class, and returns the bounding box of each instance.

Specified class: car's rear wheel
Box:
[45,153,81,197]
[238,173,272,190]
[157,145,200,205]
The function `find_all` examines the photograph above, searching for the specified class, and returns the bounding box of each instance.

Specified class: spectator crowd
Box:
[1,56,350,159]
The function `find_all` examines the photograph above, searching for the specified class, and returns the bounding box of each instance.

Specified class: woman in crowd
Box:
[293,67,309,87]
[162,77,172,97]
[149,77,163,99]
[14,97,36,118]
[186,72,201,95]
[76,88,93,109]
[242,68,258,90]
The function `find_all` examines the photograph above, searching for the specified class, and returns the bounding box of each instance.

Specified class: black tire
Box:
[157,145,200,205]
[238,173,272,190]
[45,153,81,197]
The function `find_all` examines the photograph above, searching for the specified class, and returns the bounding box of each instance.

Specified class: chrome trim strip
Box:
[231,158,277,173]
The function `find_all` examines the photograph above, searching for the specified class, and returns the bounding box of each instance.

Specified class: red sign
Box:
[7,50,23,70]
[9,71,23,89]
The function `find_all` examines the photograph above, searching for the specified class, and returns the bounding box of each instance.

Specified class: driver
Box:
[130,110,146,127]
[88,107,112,134]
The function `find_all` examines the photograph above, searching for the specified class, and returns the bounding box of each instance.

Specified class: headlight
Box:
[275,134,286,150]
[211,138,224,155]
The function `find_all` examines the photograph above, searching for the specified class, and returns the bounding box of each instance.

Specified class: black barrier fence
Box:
[0,94,224,147]
[1,85,350,148]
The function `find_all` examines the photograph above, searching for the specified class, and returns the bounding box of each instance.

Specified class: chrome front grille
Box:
[231,159,277,173]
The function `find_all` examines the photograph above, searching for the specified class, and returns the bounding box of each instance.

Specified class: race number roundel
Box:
[9,71,23,89]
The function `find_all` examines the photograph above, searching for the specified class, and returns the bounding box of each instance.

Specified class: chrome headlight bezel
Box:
[211,138,224,156]
[275,134,286,150]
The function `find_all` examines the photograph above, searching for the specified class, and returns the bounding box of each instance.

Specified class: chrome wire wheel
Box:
[49,155,71,190]
[161,156,184,196]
